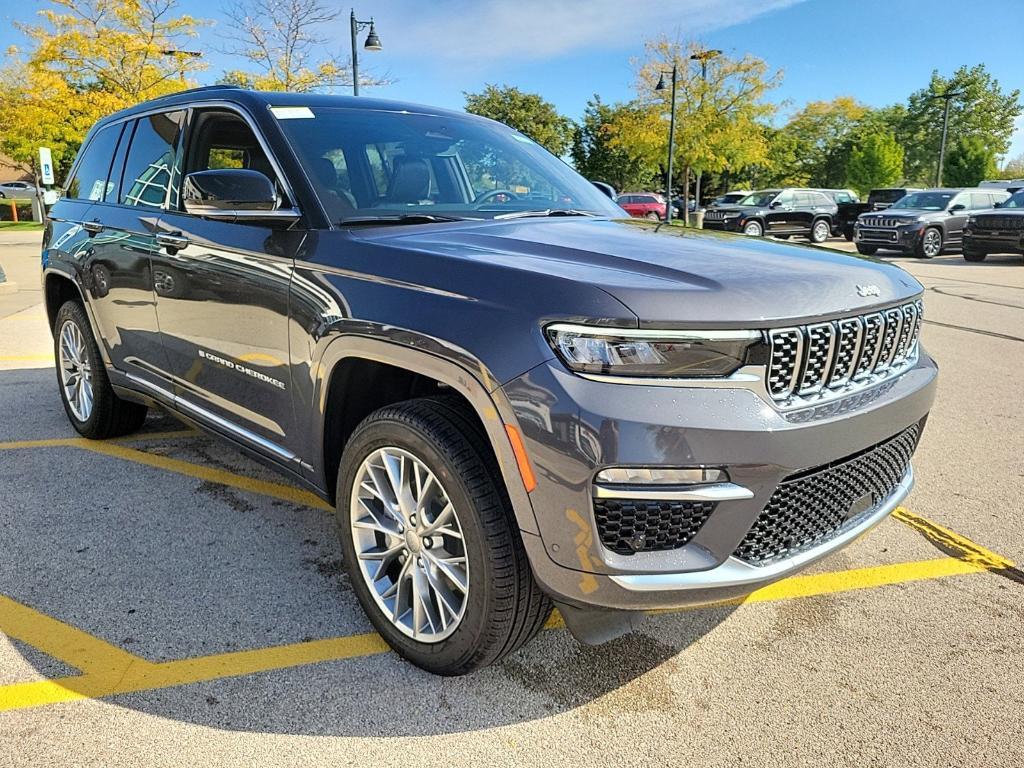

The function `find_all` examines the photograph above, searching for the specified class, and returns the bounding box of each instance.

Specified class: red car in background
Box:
[616,192,668,220]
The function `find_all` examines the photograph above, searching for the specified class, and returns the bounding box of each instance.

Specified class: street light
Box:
[350,9,382,97]
[654,65,678,224]
[931,88,963,186]
[689,49,721,215]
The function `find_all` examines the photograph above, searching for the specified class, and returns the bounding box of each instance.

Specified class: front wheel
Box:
[742,220,764,237]
[53,301,147,438]
[336,397,551,675]
[810,219,831,244]
[645,211,660,221]
[856,244,878,255]
[917,227,943,258]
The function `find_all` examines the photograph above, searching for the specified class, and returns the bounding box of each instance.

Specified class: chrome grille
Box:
[860,216,904,229]
[767,300,923,407]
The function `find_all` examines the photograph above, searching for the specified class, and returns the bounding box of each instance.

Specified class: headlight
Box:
[545,324,762,378]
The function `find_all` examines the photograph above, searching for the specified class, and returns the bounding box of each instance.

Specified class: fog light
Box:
[594,467,726,485]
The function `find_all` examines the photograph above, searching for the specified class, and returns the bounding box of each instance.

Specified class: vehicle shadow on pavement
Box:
[1,366,738,735]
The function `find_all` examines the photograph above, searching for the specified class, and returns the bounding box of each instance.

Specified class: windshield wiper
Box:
[492,209,600,220]
[337,213,475,226]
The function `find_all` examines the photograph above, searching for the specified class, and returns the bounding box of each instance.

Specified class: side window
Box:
[815,192,833,206]
[793,192,812,207]
[967,193,991,210]
[182,110,288,212]
[120,111,185,208]
[775,191,794,206]
[65,123,124,201]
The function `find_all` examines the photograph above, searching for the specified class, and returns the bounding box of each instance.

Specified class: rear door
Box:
[152,107,303,457]
[78,111,185,388]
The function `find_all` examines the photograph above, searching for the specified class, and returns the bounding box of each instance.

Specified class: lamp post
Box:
[350,9,382,96]
[690,49,721,215]
[654,65,678,224]
[932,88,963,186]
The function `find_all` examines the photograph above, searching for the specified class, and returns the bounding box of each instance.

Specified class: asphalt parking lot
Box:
[1,229,1022,766]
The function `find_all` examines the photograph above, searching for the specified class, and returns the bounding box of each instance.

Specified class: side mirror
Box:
[590,180,617,200]
[769,200,780,209]
[182,169,299,222]
[993,201,1003,208]
[949,203,966,213]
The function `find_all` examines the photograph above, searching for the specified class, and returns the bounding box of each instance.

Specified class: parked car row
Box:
[962,188,1024,262]
[853,187,1011,259]
[703,188,839,242]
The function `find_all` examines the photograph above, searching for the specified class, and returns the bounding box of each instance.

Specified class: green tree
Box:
[464,85,576,156]
[0,0,206,182]
[769,97,868,187]
[999,152,1024,179]
[570,96,655,192]
[846,130,904,195]
[606,37,781,209]
[901,64,1022,185]
[942,136,997,187]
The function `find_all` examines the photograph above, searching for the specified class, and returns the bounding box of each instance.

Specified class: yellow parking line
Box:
[893,507,1015,569]
[0,354,54,362]
[0,430,201,452]
[0,551,1003,714]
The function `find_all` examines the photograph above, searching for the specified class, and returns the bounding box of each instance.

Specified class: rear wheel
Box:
[645,211,660,221]
[963,249,988,262]
[917,227,943,258]
[742,220,764,237]
[53,300,147,438]
[810,219,831,244]
[336,397,551,675]
[856,244,878,255]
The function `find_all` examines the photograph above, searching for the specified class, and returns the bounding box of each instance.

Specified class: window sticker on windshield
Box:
[270,106,315,120]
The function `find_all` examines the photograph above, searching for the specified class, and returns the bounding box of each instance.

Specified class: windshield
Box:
[1002,190,1024,208]
[273,107,623,223]
[869,189,908,204]
[891,191,955,211]
[737,190,779,207]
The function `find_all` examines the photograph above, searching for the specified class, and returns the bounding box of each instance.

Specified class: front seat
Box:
[387,157,431,204]
[312,157,356,219]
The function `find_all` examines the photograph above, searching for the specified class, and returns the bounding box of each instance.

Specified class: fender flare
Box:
[41,265,113,368]
[310,333,541,535]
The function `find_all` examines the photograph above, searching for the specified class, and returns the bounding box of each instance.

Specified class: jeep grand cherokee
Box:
[42,87,937,675]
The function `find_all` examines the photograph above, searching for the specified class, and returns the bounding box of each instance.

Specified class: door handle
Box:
[156,232,190,252]
[82,220,104,236]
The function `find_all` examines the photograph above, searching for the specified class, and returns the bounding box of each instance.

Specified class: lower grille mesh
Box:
[734,424,921,565]
[594,499,715,556]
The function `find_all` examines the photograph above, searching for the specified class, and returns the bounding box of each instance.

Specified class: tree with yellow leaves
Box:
[0,0,206,182]
[607,38,782,217]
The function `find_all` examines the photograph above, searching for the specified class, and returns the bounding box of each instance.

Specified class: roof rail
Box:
[147,84,247,102]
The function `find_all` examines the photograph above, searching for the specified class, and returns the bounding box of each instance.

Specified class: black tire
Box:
[916,227,943,259]
[742,219,764,237]
[809,218,831,244]
[856,244,878,255]
[844,228,855,242]
[645,211,660,221]
[963,249,987,262]
[336,396,551,675]
[53,300,147,439]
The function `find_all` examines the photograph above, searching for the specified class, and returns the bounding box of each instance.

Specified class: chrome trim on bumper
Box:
[592,482,754,502]
[609,465,914,592]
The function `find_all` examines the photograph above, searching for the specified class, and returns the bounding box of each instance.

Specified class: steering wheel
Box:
[474,189,520,205]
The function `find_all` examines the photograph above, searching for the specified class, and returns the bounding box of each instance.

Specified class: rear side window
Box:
[814,192,833,205]
[968,193,993,210]
[120,111,185,208]
[65,123,123,201]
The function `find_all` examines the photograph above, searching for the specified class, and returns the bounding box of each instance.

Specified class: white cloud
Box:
[381,0,806,62]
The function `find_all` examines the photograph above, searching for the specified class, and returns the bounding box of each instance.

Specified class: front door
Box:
[152,108,301,457]
[766,190,795,233]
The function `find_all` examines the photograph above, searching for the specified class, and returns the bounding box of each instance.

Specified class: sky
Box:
[3,0,1024,159]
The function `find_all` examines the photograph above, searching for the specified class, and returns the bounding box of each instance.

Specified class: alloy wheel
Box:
[813,221,830,242]
[349,447,469,642]
[922,229,942,257]
[744,221,762,237]
[58,319,94,422]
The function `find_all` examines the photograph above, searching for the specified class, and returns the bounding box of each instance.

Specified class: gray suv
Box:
[42,87,937,675]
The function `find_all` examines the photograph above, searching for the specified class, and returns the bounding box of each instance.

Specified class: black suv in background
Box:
[42,87,937,675]
[963,188,1024,262]
[855,188,1010,258]
[702,188,838,242]
[833,188,922,241]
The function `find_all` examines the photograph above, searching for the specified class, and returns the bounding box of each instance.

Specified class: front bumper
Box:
[963,231,1024,253]
[503,353,937,612]
[854,223,922,250]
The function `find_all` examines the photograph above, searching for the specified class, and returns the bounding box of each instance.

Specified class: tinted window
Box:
[65,123,123,201]
[1003,190,1024,208]
[794,192,812,206]
[815,193,833,205]
[891,192,954,210]
[775,191,795,206]
[738,190,779,206]
[120,111,184,208]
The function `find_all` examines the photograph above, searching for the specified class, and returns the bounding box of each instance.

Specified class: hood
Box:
[353,218,923,326]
